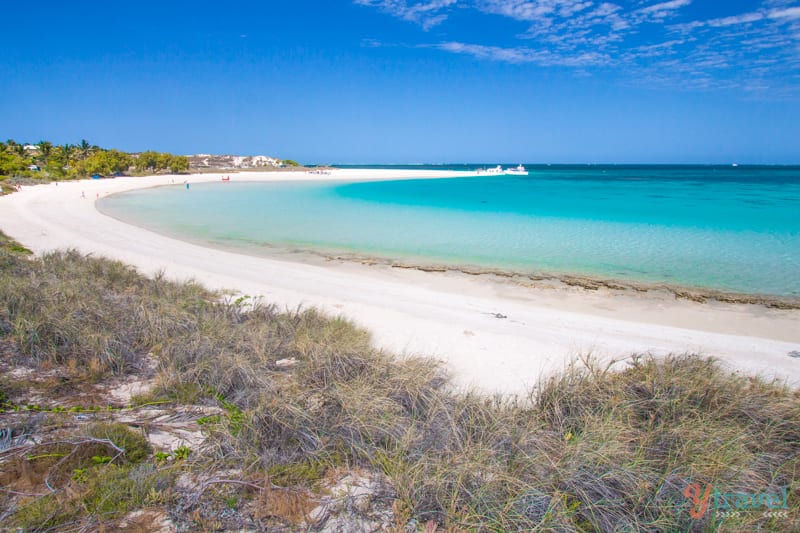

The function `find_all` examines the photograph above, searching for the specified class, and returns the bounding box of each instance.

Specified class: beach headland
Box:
[1,169,798,393]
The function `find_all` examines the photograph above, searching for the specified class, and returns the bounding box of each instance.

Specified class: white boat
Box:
[481,165,503,174]
[505,164,528,176]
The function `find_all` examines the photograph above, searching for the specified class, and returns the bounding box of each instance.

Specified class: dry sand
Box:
[1,169,799,393]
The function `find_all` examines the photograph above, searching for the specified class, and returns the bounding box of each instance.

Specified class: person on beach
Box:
[81,191,86,199]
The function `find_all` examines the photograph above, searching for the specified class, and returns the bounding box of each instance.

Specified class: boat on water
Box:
[505,164,528,176]
[476,164,528,175]
[478,165,504,174]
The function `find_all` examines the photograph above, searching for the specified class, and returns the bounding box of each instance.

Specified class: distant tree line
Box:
[0,139,189,181]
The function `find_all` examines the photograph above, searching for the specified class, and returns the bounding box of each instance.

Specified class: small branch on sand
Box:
[185,477,308,510]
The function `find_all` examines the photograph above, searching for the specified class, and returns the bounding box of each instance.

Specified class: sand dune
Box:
[1,169,798,393]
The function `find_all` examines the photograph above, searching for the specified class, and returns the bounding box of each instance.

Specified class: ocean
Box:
[98,165,800,297]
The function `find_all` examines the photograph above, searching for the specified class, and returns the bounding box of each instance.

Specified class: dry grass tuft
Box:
[0,247,210,380]
[1,234,798,531]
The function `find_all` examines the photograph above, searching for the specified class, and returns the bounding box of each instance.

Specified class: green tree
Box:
[104,149,133,173]
[78,139,93,160]
[168,155,189,173]
[63,143,77,164]
[45,148,69,178]
[72,159,97,177]
[57,144,73,167]
[155,152,172,171]
[0,151,28,177]
[37,141,53,160]
[135,151,159,172]
[74,149,133,177]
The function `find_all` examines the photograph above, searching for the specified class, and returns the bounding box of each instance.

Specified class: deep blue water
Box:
[99,166,800,296]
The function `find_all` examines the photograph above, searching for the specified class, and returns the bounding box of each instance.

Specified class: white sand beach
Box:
[1,169,799,393]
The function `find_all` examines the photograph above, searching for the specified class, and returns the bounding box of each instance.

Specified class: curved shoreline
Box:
[99,176,800,307]
[94,198,800,310]
[315,253,800,310]
[1,170,799,393]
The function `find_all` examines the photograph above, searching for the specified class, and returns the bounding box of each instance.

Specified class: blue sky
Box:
[1,0,799,163]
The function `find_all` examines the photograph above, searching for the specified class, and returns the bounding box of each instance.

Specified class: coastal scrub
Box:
[0,234,797,531]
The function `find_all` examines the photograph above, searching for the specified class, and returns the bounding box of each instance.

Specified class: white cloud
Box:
[436,41,611,66]
[707,12,765,28]
[355,0,800,95]
[629,38,685,57]
[769,6,800,20]
[632,0,691,24]
[354,0,459,29]
[687,4,800,29]
[637,0,690,14]
[560,1,594,16]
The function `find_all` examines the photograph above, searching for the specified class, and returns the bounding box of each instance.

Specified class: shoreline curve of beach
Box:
[1,169,799,393]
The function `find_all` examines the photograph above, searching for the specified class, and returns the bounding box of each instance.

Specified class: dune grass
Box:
[0,233,798,531]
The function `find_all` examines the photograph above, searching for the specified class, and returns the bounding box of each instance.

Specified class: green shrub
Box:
[12,493,68,531]
[80,463,171,515]
[87,422,151,463]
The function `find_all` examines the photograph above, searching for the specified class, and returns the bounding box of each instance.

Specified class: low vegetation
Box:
[0,138,189,184]
[0,232,798,531]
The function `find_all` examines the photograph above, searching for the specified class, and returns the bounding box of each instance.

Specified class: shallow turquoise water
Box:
[99,166,800,296]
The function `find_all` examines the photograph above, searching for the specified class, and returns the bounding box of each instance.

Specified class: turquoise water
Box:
[99,166,800,296]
